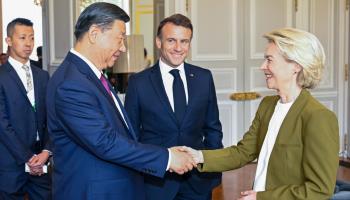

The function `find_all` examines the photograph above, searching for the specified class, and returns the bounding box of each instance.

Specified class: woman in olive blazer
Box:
[184,28,339,200]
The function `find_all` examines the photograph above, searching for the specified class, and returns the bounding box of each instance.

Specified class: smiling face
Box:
[95,20,126,69]
[260,42,300,92]
[6,24,34,64]
[156,23,192,68]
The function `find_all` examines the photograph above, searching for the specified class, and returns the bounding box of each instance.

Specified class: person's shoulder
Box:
[302,91,335,115]
[185,62,210,73]
[131,64,157,79]
[184,63,214,81]
[0,63,11,79]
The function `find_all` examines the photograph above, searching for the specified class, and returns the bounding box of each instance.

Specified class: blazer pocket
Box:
[87,179,130,200]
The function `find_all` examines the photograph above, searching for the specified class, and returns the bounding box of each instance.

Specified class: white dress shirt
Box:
[159,58,188,110]
[253,100,293,192]
[70,49,128,128]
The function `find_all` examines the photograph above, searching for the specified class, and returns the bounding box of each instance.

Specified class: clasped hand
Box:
[26,151,50,176]
[168,146,203,175]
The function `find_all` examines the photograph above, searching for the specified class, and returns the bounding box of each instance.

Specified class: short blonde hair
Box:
[263,28,325,89]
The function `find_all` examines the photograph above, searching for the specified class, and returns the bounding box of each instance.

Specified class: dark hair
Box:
[74,2,130,41]
[7,18,33,37]
[157,14,193,39]
[144,48,147,57]
[36,46,42,57]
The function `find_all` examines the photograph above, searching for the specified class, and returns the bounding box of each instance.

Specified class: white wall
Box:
[2,0,42,60]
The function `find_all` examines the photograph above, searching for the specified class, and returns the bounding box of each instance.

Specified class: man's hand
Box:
[237,190,257,200]
[168,147,196,174]
[27,151,50,176]
[176,146,204,164]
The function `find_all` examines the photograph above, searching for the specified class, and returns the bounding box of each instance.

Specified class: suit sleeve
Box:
[257,109,339,200]
[198,98,263,172]
[124,74,141,139]
[55,80,168,177]
[0,83,33,164]
[202,72,223,149]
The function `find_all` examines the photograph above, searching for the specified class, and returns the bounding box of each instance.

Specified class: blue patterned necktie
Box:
[169,69,186,124]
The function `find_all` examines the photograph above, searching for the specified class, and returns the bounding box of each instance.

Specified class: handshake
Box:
[168,146,204,175]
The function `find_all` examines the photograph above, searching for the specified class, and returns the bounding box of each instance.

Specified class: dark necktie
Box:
[169,69,186,124]
[100,74,112,97]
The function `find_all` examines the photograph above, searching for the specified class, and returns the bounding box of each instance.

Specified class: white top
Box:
[253,100,294,192]
[159,58,188,111]
[70,49,128,128]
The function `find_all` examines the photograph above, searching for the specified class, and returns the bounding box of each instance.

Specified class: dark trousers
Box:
[174,180,212,200]
[0,174,51,200]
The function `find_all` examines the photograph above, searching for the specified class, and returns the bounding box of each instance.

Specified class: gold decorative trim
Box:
[230,92,261,101]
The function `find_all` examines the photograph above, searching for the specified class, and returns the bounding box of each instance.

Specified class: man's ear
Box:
[5,37,12,47]
[155,37,161,49]
[87,25,100,44]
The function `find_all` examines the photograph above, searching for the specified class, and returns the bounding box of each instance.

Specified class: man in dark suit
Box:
[46,3,195,200]
[125,14,223,200]
[0,18,51,199]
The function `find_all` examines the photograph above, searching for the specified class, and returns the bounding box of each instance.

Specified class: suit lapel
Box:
[149,64,178,123]
[32,66,40,111]
[182,64,194,123]
[68,53,135,139]
[5,63,33,108]
[275,89,309,144]
[109,88,137,140]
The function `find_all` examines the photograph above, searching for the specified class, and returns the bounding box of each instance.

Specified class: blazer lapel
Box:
[149,64,178,123]
[5,63,33,107]
[275,89,309,144]
[182,64,194,123]
[68,52,135,139]
[109,88,137,140]
[32,67,40,112]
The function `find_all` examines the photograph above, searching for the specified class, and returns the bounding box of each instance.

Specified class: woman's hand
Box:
[237,190,257,200]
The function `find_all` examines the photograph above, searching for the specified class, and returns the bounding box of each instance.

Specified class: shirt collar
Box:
[159,58,185,76]
[8,56,30,70]
[70,48,102,79]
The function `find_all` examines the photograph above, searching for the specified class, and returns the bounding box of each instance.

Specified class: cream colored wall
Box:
[132,0,154,64]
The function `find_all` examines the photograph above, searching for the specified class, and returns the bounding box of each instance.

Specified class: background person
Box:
[0,18,51,200]
[125,14,223,200]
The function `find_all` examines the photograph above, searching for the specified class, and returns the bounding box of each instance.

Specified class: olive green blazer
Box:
[198,89,339,200]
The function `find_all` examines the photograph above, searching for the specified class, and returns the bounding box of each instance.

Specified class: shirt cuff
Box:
[166,148,172,171]
[42,149,52,156]
[199,150,204,163]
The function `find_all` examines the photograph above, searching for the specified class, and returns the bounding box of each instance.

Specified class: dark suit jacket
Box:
[199,89,339,200]
[125,62,223,199]
[0,61,50,193]
[47,52,169,200]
